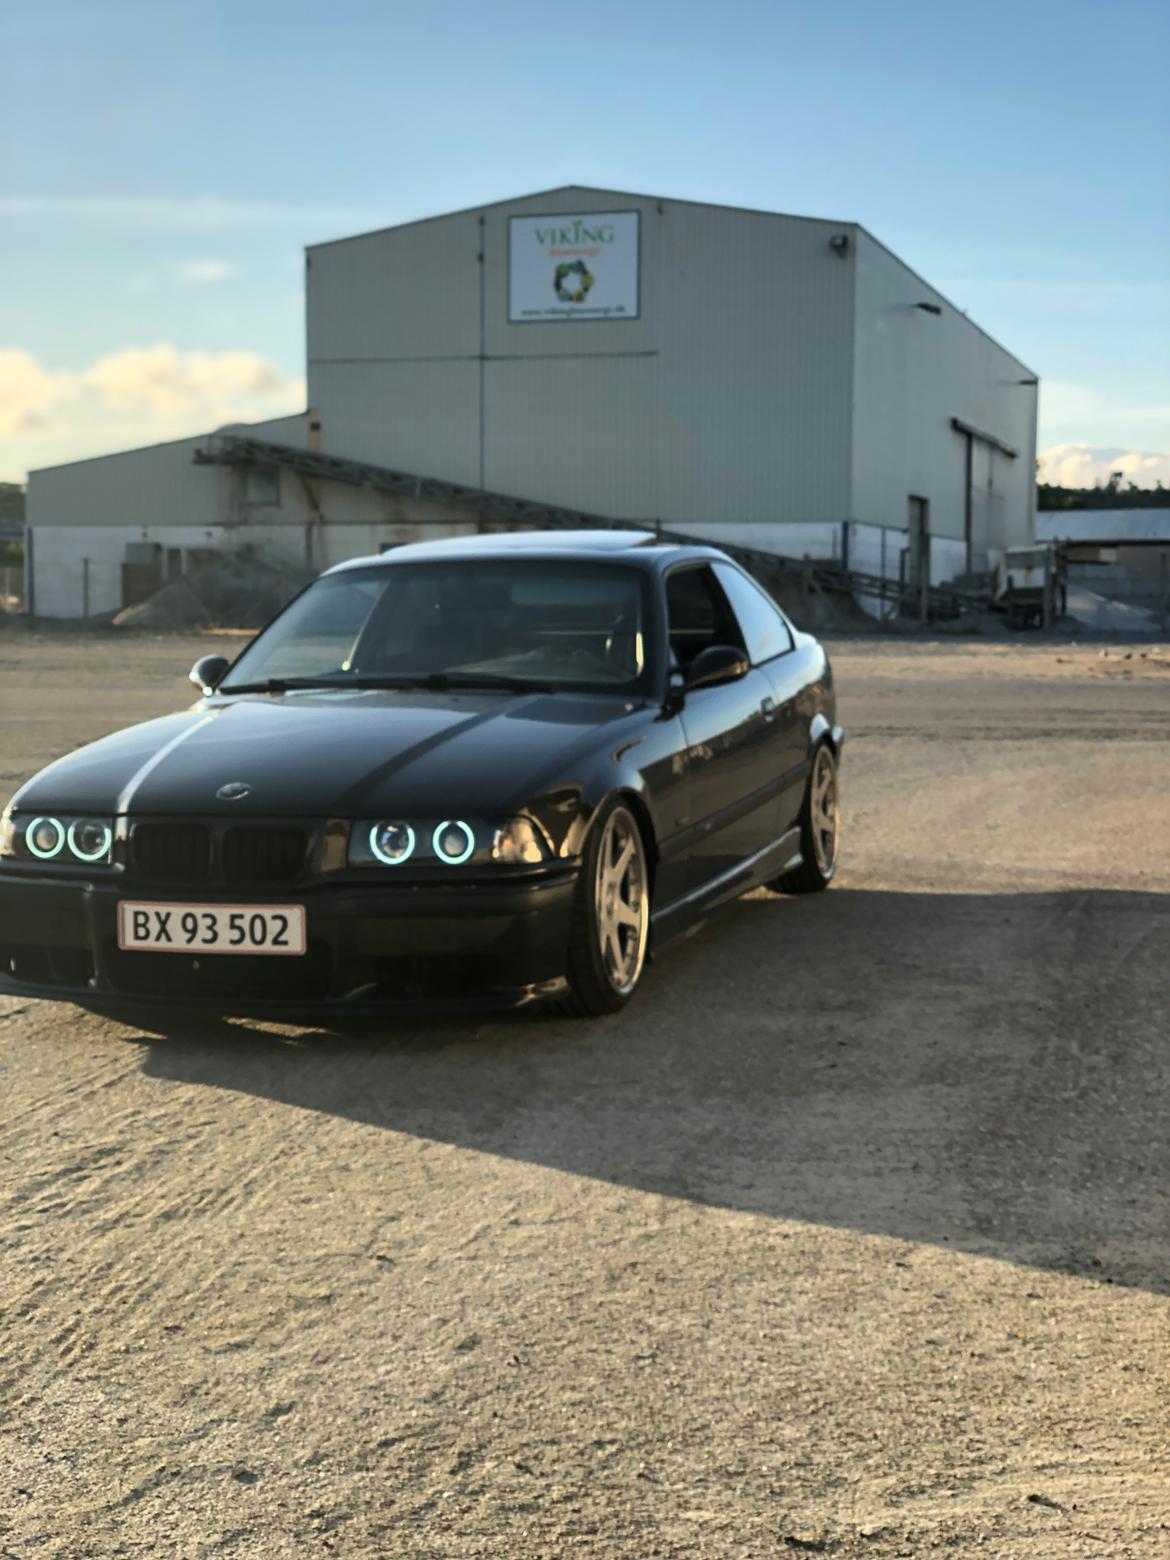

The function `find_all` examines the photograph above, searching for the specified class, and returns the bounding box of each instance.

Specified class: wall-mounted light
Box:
[1015,377,1038,386]
[914,302,942,315]
[829,233,850,255]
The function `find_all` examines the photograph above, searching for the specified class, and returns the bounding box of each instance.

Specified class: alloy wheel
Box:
[811,747,840,877]
[593,805,649,995]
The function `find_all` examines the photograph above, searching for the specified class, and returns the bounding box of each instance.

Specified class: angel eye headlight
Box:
[68,820,113,863]
[370,821,416,865]
[432,820,475,865]
[492,817,552,864]
[27,816,66,860]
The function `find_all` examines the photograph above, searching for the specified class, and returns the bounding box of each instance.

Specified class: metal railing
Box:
[194,434,988,621]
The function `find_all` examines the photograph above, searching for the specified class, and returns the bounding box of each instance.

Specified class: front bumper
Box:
[0,868,578,1015]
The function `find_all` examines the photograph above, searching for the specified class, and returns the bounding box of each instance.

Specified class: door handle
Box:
[761,696,776,722]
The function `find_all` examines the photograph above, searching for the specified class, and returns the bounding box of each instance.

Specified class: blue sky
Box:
[3,0,1168,485]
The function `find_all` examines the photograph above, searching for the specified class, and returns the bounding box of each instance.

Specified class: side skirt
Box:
[649,826,802,952]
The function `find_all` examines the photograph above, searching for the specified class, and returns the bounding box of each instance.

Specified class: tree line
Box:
[1037,472,1167,511]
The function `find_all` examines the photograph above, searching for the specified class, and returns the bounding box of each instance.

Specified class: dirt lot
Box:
[1,626,1169,1558]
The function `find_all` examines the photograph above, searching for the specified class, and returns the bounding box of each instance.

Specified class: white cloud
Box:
[1038,443,1170,489]
[83,343,291,420]
[175,259,237,285]
[0,348,77,436]
[0,343,305,479]
[125,258,239,292]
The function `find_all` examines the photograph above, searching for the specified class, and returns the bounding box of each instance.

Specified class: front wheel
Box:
[565,800,651,1016]
[770,743,840,894]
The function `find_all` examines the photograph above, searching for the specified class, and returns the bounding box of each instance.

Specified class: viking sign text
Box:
[508,210,640,323]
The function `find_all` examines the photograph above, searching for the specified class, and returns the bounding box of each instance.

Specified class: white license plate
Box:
[117,901,307,956]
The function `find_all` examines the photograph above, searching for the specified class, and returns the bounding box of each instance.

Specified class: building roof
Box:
[304,184,854,252]
[305,183,1035,378]
[1037,509,1170,545]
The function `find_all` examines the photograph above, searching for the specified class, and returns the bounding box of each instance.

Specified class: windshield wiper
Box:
[219,672,555,696]
[217,677,351,695]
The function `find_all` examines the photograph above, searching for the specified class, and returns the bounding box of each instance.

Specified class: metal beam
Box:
[950,416,1018,460]
[193,434,989,618]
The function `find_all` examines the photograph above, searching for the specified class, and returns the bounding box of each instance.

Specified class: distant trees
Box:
[1036,472,1167,511]
[0,483,24,522]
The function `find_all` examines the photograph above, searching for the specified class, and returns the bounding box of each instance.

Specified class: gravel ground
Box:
[1,626,1169,1558]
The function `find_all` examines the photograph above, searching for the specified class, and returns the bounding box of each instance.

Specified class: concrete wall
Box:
[850,230,1037,566]
[27,508,492,619]
[1068,546,1170,603]
[307,188,855,529]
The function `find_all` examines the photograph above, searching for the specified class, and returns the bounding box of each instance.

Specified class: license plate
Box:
[117,901,307,956]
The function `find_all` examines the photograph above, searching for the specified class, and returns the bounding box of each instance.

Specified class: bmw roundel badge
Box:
[216,781,252,802]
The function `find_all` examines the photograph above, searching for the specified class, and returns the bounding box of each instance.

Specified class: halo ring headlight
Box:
[27,816,66,860]
[369,822,416,866]
[432,819,475,866]
[67,821,112,863]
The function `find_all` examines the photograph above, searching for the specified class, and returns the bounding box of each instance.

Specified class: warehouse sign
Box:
[508,210,640,323]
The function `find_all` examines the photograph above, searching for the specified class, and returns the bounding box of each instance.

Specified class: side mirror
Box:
[683,644,750,692]
[190,654,230,695]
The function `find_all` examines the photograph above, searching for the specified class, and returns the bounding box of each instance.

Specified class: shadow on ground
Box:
[120,886,1170,1294]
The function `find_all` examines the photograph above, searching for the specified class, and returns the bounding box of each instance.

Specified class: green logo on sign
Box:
[554,260,595,304]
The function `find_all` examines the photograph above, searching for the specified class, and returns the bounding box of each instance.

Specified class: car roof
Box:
[324,528,722,573]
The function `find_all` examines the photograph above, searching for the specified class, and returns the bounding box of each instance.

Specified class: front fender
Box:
[524,716,683,866]
[809,712,845,758]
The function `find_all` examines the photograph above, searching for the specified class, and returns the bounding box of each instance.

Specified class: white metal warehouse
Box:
[25,185,1039,618]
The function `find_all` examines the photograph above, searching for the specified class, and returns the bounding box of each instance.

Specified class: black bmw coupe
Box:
[0,531,843,1017]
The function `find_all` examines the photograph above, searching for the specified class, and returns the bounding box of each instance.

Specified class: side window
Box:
[665,565,744,673]
[712,563,794,665]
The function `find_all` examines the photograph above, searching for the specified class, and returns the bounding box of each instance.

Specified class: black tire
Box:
[564,798,651,1017]
[770,742,840,895]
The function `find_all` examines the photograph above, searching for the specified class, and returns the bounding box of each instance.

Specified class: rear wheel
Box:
[770,742,840,894]
[565,800,650,1016]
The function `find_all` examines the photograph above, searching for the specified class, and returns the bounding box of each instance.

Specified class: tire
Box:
[770,742,840,895]
[564,799,651,1016]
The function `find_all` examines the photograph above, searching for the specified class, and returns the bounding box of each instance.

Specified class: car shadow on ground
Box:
[118,885,1170,1295]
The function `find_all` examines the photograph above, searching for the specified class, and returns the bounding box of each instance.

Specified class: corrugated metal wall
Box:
[850,231,1037,559]
[306,188,856,527]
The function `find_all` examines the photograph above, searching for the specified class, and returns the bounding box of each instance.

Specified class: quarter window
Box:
[665,565,744,673]
[712,563,794,665]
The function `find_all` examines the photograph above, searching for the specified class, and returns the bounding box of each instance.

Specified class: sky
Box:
[2,0,1168,488]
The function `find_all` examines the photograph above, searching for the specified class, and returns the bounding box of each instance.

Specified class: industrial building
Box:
[25,185,1039,618]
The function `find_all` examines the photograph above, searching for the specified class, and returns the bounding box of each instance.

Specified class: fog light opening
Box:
[27,816,66,860]
[433,820,475,865]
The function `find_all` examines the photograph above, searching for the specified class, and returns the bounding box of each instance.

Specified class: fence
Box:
[0,563,24,612]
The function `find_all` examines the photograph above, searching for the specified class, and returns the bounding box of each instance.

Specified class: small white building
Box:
[26,185,1039,618]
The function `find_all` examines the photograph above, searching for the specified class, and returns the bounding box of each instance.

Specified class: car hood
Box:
[11,688,644,820]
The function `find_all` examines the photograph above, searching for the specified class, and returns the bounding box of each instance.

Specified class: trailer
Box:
[993,543,1066,629]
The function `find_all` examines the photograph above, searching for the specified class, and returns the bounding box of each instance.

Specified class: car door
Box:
[666,563,783,893]
[711,561,808,831]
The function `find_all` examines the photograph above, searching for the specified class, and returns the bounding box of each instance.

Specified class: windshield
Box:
[221,558,648,693]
